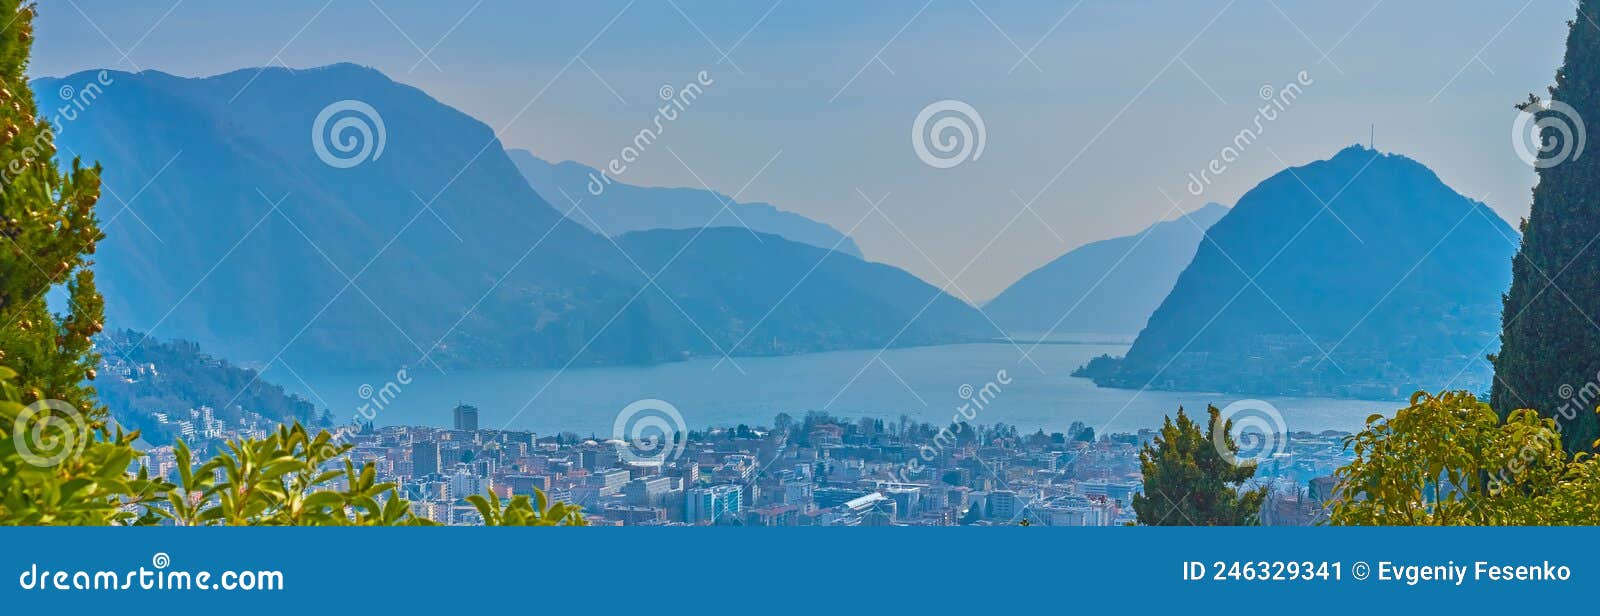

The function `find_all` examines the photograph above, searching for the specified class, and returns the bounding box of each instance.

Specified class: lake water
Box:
[290,342,1397,437]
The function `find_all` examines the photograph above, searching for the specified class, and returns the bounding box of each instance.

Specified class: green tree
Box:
[772,412,794,435]
[1132,406,1266,525]
[1331,391,1600,525]
[0,0,159,525]
[0,366,162,524]
[0,1,105,412]
[1491,0,1600,453]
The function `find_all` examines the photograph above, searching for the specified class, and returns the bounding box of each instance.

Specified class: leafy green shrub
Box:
[1332,391,1600,525]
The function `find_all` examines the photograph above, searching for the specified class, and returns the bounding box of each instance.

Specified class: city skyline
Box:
[129,397,1345,526]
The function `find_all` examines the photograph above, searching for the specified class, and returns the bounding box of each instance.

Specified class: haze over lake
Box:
[291,343,1395,437]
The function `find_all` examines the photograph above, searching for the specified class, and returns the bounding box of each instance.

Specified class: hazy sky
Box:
[32,0,1574,299]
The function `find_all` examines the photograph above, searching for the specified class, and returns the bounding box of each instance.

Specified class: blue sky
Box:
[32,0,1573,299]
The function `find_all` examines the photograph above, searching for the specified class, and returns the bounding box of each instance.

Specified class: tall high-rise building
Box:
[685,485,742,525]
[989,490,1020,521]
[412,441,440,477]
[453,404,480,432]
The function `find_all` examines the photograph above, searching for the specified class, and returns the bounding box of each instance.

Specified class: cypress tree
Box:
[0,0,144,525]
[0,0,106,408]
[1492,0,1600,452]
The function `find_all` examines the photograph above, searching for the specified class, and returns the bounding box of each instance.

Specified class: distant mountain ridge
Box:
[617,227,987,355]
[508,149,863,257]
[1080,145,1517,399]
[985,202,1228,338]
[37,64,982,370]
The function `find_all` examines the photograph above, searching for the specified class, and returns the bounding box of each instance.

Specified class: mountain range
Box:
[1078,145,1517,399]
[985,202,1228,338]
[38,64,983,370]
[38,64,1518,397]
[508,150,863,258]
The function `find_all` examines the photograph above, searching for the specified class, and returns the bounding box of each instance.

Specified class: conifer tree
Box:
[0,0,152,524]
[1492,0,1600,452]
[0,1,105,415]
[1132,406,1265,526]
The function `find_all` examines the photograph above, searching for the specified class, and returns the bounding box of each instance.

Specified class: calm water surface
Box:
[291,343,1396,436]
